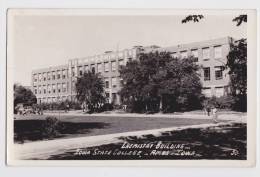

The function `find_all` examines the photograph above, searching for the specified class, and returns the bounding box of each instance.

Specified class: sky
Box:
[11,14,246,86]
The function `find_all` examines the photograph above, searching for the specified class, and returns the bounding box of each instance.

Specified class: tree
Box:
[181,15,204,23]
[226,39,247,111]
[181,14,247,26]
[75,71,105,113]
[119,52,203,113]
[14,84,37,108]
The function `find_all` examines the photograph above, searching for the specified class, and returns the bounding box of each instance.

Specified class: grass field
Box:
[14,115,215,143]
[48,123,246,160]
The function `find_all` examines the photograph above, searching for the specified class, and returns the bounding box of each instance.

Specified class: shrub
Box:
[41,116,64,139]
[102,103,114,111]
[203,96,235,110]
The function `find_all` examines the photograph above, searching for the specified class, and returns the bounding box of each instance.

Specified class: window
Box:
[112,93,117,103]
[91,64,95,74]
[105,79,109,88]
[84,65,89,72]
[215,66,224,80]
[104,62,109,72]
[78,66,83,76]
[214,45,222,59]
[52,71,56,80]
[33,74,38,82]
[38,86,41,94]
[57,70,61,79]
[62,83,66,92]
[202,87,212,97]
[62,69,67,79]
[180,51,187,59]
[34,86,37,94]
[47,72,51,80]
[202,47,210,60]
[112,77,117,88]
[203,67,210,81]
[43,73,47,81]
[52,84,56,93]
[215,87,224,97]
[43,85,46,94]
[97,63,102,73]
[48,85,51,94]
[191,49,198,62]
[72,67,75,77]
[72,81,76,92]
[39,74,42,82]
[111,61,117,71]
[57,83,61,93]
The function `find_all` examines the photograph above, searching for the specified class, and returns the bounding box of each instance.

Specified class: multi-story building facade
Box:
[32,36,233,104]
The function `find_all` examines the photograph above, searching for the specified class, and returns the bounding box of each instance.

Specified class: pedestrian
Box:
[206,105,211,116]
[212,106,218,123]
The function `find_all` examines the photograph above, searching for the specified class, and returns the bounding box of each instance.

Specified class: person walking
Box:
[212,106,218,123]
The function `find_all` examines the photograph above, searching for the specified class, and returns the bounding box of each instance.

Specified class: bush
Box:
[41,116,64,138]
[203,96,235,110]
[102,103,114,111]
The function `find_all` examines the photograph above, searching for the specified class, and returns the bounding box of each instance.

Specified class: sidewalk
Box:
[43,110,246,121]
[14,120,241,160]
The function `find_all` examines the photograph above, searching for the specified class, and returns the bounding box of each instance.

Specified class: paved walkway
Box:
[42,110,246,121]
[14,120,244,160]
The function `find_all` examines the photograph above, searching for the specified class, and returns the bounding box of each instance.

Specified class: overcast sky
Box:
[11,14,246,86]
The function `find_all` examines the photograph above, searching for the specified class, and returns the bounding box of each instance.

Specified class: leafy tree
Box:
[182,15,204,23]
[119,52,203,113]
[14,83,37,108]
[75,71,105,113]
[226,39,247,111]
[182,14,247,26]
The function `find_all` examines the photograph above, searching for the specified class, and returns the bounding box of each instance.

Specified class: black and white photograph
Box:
[6,9,256,166]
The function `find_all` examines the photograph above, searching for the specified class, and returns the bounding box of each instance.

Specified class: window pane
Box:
[97,63,102,73]
[112,77,117,87]
[202,88,212,97]
[214,46,222,58]
[191,49,198,61]
[111,61,117,71]
[203,67,210,81]
[202,48,210,60]
[215,66,223,80]
[215,87,224,97]
[104,62,109,72]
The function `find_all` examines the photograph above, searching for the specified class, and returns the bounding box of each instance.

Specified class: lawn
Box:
[14,115,214,143]
[48,123,246,160]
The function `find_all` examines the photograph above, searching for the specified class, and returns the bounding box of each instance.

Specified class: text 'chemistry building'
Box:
[31,37,233,104]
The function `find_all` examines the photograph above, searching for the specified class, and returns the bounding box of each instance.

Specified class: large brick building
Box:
[31,36,233,104]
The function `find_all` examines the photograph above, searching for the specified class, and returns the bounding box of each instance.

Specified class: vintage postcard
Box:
[6,9,256,166]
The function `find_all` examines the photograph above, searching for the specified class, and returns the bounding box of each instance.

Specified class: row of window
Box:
[171,45,222,61]
[34,83,68,95]
[70,49,136,65]
[104,77,123,89]
[33,69,68,82]
[105,92,118,104]
[33,58,127,82]
[38,96,69,103]
[203,66,224,81]
[75,59,126,77]
[202,86,227,98]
